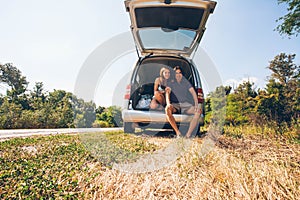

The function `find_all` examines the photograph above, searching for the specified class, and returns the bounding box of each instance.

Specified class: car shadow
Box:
[134,129,176,138]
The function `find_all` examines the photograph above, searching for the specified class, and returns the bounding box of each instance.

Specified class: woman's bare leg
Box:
[165,104,181,137]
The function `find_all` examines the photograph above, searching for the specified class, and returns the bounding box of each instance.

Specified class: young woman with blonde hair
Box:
[150,67,171,110]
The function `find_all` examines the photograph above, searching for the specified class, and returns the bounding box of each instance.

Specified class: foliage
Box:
[0,132,159,199]
[268,53,299,85]
[205,53,299,135]
[226,81,257,126]
[92,120,110,128]
[96,106,123,127]
[1,52,298,132]
[276,0,300,37]
[0,98,22,128]
[81,131,158,167]
[0,63,28,101]
[1,131,299,199]
[205,86,227,133]
[72,96,96,128]
[253,53,299,133]
[0,135,93,199]
[0,63,102,129]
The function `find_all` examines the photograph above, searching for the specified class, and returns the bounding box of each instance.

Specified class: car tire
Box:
[194,123,201,137]
[124,122,135,133]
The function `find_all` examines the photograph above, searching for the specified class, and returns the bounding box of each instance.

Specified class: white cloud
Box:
[224,76,264,90]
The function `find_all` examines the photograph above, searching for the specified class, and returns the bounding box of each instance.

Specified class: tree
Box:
[96,106,122,127]
[0,63,102,128]
[96,106,106,115]
[82,101,97,128]
[268,53,299,122]
[0,63,28,101]
[205,86,227,133]
[268,53,299,85]
[106,106,123,127]
[254,53,300,132]
[0,98,22,129]
[29,82,46,110]
[254,80,285,124]
[72,95,96,128]
[48,90,74,128]
[276,0,300,37]
[225,81,257,126]
[31,82,46,100]
[226,94,243,126]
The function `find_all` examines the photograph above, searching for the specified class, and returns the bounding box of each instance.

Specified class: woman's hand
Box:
[155,90,164,95]
[165,87,171,94]
[195,105,202,114]
[194,106,198,113]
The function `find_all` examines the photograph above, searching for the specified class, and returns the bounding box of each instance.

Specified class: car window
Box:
[135,63,168,85]
[138,28,196,51]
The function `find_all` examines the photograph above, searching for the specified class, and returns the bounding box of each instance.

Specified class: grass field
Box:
[0,129,299,199]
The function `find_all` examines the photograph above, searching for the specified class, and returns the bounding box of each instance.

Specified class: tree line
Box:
[204,0,300,134]
[0,52,298,131]
[205,53,299,134]
[0,0,298,130]
[0,63,122,129]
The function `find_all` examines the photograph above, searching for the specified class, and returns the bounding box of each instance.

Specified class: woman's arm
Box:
[153,78,160,92]
[165,87,171,106]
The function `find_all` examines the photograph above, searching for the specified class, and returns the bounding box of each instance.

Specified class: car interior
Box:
[130,57,196,110]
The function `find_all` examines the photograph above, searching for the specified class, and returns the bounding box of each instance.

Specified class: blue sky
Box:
[0,0,299,107]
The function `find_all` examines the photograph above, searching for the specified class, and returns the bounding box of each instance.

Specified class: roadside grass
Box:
[0,129,299,199]
[80,131,159,167]
[0,135,92,199]
[0,132,159,199]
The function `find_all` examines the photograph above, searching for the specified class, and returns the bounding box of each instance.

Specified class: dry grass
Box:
[79,134,300,200]
[1,131,298,199]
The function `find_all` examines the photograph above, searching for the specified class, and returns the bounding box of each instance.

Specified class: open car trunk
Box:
[129,56,197,111]
[125,0,217,57]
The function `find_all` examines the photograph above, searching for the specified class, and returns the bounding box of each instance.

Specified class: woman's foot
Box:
[175,131,182,138]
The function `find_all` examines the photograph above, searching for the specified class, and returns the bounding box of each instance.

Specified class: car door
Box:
[124,0,217,58]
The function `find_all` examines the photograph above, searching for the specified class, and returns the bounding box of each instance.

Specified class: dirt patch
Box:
[21,146,38,155]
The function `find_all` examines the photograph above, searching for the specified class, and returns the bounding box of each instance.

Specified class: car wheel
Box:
[124,122,135,133]
[195,125,201,137]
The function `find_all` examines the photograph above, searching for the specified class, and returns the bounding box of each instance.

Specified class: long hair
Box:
[159,67,170,79]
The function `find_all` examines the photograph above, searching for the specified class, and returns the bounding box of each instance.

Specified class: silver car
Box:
[122,0,216,135]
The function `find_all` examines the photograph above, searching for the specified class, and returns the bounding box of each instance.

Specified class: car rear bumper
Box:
[122,109,197,123]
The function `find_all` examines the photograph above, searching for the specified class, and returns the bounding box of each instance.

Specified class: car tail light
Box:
[197,88,204,104]
[124,84,131,100]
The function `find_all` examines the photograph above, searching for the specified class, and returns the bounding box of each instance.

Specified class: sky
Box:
[0,0,299,107]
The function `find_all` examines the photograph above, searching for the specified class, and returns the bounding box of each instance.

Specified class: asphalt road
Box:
[0,128,123,140]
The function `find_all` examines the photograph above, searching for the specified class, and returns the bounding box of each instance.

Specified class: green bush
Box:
[92,120,110,128]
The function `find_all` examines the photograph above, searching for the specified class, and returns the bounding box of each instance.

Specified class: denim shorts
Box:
[172,102,193,114]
